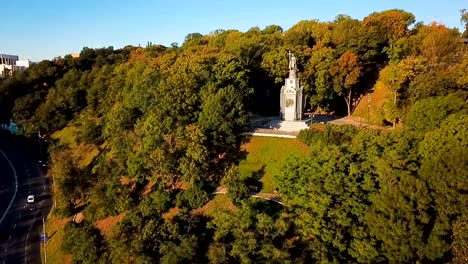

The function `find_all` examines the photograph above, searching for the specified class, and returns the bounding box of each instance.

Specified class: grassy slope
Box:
[43,216,71,264]
[45,131,309,261]
[50,126,78,146]
[193,195,237,217]
[95,214,125,237]
[45,124,102,262]
[352,84,389,125]
[239,136,309,193]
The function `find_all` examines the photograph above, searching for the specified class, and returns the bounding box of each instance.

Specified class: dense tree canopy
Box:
[1,9,467,263]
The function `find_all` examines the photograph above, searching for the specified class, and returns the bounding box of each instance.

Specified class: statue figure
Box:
[281,51,304,121]
[288,51,297,71]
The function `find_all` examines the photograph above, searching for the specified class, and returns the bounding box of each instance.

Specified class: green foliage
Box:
[140,188,173,216]
[304,46,336,110]
[222,166,250,206]
[365,132,435,262]
[239,136,309,193]
[49,146,90,216]
[199,85,248,155]
[111,208,209,263]
[1,10,467,263]
[208,199,309,263]
[407,70,457,103]
[418,114,468,221]
[176,180,210,209]
[277,143,380,263]
[405,92,468,135]
[331,51,362,115]
[261,46,289,84]
[297,124,358,146]
[78,116,103,145]
[462,9,468,38]
[62,221,107,263]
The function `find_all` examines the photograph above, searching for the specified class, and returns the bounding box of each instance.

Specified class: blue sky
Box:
[1,0,465,61]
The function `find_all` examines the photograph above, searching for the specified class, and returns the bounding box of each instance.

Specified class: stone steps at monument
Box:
[277,121,310,132]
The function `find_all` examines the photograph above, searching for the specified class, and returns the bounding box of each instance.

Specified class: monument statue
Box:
[288,51,297,71]
[280,51,304,121]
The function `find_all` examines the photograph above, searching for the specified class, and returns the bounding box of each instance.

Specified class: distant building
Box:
[0,54,18,65]
[15,59,31,71]
[0,53,31,77]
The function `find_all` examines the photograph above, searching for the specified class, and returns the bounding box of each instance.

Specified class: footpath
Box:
[213,187,283,205]
[246,115,389,138]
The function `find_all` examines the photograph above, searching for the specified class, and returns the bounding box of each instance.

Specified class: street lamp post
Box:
[38,214,49,264]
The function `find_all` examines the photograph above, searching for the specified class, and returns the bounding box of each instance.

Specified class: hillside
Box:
[1,8,467,263]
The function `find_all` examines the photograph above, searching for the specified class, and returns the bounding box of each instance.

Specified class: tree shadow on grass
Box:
[245,165,265,193]
[72,202,89,215]
[248,198,283,218]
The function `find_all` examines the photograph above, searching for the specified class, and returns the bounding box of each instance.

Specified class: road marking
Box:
[0,150,18,226]
[8,235,11,240]
[24,212,37,264]
[13,224,16,229]
[24,231,29,264]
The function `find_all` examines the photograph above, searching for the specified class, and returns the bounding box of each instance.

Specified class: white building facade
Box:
[0,54,31,77]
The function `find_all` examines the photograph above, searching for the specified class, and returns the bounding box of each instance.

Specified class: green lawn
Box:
[51,124,100,169]
[42,215,71,264]
[50,125,78,146]
[194,194,237,217]
[239,136,309,193]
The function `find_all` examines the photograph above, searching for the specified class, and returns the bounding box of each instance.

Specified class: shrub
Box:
[298,124,358,146]
[176,181,210,209]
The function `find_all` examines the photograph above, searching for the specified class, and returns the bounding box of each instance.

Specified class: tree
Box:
[261,47,289,84]
[277,143,381,263]
[183,32,207,47]
[62,221,107,263]
[377,57,426,127]
[366,115,468,262]
[208,199,306,263]
[198,85,248,159]
[366,132,435,262]
[331,51,362,115]
[418,114,468,246]
[262,24,283,35]
[416,23,462,66]
[283,20,318,47]
[331,15,383,63]
[363,9,415,43]
[221,166,250,206]
[4,9,468,263]
[176,180,210,209]
[405,92,468,136]
[461,9,468,38]
[79,116,103,145]
[304,46,336,110]
[50,146,85,216]
[407,70,456,104]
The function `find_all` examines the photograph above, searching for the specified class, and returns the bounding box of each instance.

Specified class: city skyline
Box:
[1,0,465,61]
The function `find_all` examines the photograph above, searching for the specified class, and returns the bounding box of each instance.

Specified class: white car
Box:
[27,195,35,203]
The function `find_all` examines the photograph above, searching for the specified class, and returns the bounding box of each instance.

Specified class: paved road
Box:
[0,132,51,264]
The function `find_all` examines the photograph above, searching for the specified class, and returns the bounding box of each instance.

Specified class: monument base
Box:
[266,118,312,132]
